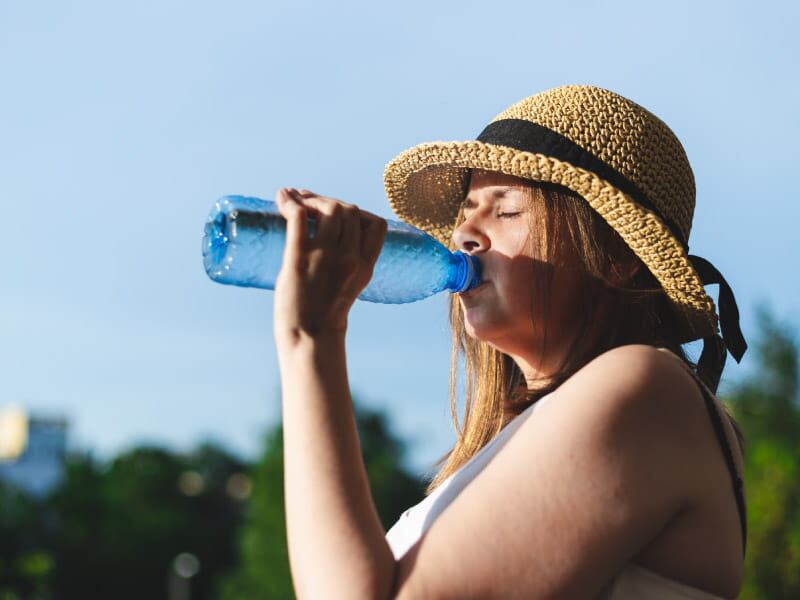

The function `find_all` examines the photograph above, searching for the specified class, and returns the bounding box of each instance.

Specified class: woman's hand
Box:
[273,187,388,347]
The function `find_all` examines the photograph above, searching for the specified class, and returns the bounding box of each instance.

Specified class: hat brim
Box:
[383,140,719,344]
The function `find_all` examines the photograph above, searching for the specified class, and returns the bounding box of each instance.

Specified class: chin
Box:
[463,319,500,344]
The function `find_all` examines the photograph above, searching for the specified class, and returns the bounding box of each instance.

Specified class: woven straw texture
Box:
[383,85,719,342]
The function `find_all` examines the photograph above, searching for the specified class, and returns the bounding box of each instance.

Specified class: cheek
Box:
[503,263,536,313]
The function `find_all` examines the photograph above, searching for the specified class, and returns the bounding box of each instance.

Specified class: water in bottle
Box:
[202,195,482,303]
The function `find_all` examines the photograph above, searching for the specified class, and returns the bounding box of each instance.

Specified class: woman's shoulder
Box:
[577,344,712,427]
[549,343,711,467]
[588,343,682,367]
[563,343,700,405]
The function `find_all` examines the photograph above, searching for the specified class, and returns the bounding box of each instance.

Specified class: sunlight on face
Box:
[452,169,584,359]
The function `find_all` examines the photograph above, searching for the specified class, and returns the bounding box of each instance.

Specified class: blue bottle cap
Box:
[451,251,482,292]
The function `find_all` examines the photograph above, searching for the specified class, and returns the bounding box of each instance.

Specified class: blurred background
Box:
[1,0,798,598]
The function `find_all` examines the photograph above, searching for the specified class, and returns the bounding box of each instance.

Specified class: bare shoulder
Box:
[551,343,719,510]
[390,344,707,599]
[545,343,708,448]
[563,343,700,399]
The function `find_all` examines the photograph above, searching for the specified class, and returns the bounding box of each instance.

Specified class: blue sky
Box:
[2,0,797,477]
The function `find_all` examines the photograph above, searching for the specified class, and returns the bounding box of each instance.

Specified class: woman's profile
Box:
[273,84,748,599]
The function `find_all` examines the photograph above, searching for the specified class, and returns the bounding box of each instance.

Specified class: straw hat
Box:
[383,84,746,393]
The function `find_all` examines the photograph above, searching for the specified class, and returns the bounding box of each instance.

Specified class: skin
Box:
[273,187,388,344]
[452,169,586,390]
[273,187,394,599]
[271,179,744,599]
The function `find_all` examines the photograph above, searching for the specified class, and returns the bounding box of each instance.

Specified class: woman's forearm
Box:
[277,330,396,600]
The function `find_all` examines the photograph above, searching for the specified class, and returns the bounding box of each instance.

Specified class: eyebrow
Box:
[461,187,516,209]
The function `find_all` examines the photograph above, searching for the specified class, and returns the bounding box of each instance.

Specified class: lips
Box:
[460,280,489,297]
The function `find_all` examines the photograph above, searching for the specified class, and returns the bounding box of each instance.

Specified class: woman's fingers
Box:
[288,192,343,248]
[275,188,308,268]
[360,214,388,266]
[338,204,361,255]
[277,187,385,263]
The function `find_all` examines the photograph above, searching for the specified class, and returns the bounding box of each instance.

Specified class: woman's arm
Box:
[278,331,395,600]
[273,188,395,599]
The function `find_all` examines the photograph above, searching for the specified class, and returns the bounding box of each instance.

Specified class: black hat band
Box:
[475,118,747,376]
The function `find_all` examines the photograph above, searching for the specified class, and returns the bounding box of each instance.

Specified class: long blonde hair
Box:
[423,173,745,495]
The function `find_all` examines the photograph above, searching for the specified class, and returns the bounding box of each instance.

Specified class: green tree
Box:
[47,443,247,600]
[0,482,54,600]
[215,426,292,600]
[725,302,800,598]
[219,393,427,600]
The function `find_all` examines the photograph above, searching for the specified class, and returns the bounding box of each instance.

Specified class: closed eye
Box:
[461,208,523,220]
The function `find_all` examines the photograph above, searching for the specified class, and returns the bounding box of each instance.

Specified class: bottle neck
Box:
[447,251,481,292]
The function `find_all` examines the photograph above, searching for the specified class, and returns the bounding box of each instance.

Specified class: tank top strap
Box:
[655,347,747,560]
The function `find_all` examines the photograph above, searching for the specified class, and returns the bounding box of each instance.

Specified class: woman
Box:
[273,85,748,599]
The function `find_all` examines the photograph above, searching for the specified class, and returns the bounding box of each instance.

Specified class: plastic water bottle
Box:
[202,195,482,303]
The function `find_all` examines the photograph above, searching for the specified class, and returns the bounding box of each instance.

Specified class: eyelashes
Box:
[459,209,525,225]
[462,211,522,218]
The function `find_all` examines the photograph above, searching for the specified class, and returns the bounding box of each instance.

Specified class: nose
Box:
[452,214,490,255]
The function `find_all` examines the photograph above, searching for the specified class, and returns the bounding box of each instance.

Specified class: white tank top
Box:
[385,389,733,599]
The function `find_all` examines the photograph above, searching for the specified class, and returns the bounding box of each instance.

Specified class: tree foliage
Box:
[1,442,248,600]
[218,394,427,600]
[3,302,799,598]
[725,302,800,598]
[0,483,54,600]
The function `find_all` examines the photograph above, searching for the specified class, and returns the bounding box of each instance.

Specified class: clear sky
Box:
[2,0,797,477]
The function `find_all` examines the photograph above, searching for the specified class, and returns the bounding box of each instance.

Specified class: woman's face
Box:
[452,169,584,361]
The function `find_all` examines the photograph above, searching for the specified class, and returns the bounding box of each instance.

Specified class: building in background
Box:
[0,405,68,498]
